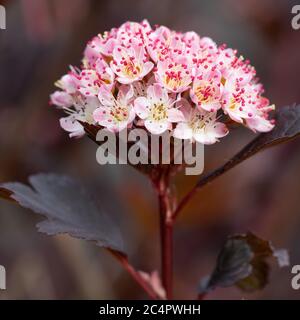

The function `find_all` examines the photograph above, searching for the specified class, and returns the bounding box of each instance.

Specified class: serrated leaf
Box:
[199,232,289,294]
[0,173,125,254]
[196,104,300,189]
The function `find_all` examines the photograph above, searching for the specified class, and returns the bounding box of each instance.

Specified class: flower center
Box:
[123,61,141,78]
[110,105,129,122]
[229,98,236,110]
[164,65,190,91]
[189,113,213,132]
[150,103,168,121]
[194,82,215,104]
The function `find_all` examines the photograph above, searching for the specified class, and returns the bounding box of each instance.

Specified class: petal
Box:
[59,116,84,136]
[193,131,218,145]
[108,121,130,132]
[93,107,107,123]
[168,108,185,122]
[116,76,136,85]
[118,85,133,102]
[127,107,136,124]
[200,101,222,112]
[112,45,126,63]
[98,87,114,106]
[208,122,229,138]
[145,119,169,134]
[147,83,165,101]
[85,96,101,109]
[50,91,73,108]
[134,97,150,119]
[119,84,134,103]
[173,123,193,140]
[59,74,78,93]
[133,42,145,62]
[226,110,243,123]
[246,117,274,133]
[100,38,117,56]
[140,61,154,78]
[176,98,192,120]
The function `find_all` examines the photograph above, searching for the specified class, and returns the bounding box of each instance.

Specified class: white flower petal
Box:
[168,108,185,122]
[145,119,169,134]
[173,123,193,140]
[134,97,150,119]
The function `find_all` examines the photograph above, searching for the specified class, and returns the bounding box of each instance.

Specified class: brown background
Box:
[0,0,300,299]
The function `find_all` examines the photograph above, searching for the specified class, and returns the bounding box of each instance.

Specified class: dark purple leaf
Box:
[0,173,125,254]
[199,232,289,294]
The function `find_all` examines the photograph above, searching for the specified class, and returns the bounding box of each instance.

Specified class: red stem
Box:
[108,250,158,299]
[156,170,174,299]
[172,185,198,220]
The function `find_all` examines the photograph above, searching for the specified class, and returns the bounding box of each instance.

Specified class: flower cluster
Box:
[50,20,275,144]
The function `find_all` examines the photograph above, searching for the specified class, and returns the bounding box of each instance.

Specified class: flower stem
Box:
[156,169,174,299]
[107,249,158,299]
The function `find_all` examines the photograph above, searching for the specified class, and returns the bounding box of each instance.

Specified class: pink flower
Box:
[246,114,275,132]
[77,58,114,97]
[55,73,78,94]
[59,96,101,138]
[110,40,154,84]
[147,26,185,62]
[155,57,193,93]
[84,31,118,60]
[182,31,201,50]
[134,84,184,134]
[245,96,275,132]
[221,68,257,123]
[51,21,276,142]
[190,70,223,112]
[50,91,73,108]
[59,116,85,138]
[173,99,228,144]
[93,85,136,132]
[117,20,151,47]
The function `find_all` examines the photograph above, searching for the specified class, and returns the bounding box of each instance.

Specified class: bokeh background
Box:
[0,0,300,299]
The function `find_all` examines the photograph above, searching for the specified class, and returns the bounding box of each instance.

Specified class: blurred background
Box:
[0,0,300,299]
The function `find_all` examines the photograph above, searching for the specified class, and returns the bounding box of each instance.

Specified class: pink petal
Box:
[209,122,229,138]
[140,61,154,79]
[59,116,84,136]
[200,101,222,112]
[127,107,136,124]
[176,98,192,120]
[116,76,136,85]
[173,123,193,140]
[60,74,78,93]
[134,97,150,119]
[98,87,114,106]
[118,85,134,103]
[145,119,169,134]
[50,91,73,108]
[100,38,117,56]
[193,132,217,145]
[93,107,107,122]
[246,117,274,133]
[168,108,185,122]
[147,83,164,101]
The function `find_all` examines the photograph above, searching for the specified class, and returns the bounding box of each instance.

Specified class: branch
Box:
[107,249,159,300]
[173,103,300,219]
[154,168,174,300]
